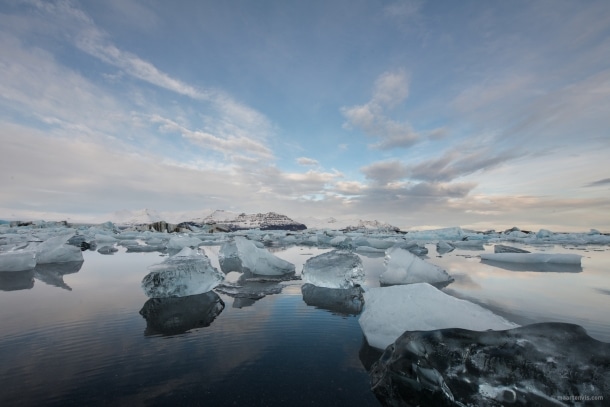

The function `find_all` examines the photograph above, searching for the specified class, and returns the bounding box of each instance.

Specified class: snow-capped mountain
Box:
[202,210,306,231]
[295,216,400,232]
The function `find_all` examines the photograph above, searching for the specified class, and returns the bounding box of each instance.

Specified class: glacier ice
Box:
[97,245,118,255]
[34,233,84,264]
[480,252,582,264]
[139,291,224,335]
[301,283,364,315]
[436,241,455,254]
[141,247,224,298]
[218,237,295,276]
[301,250,364,289]
[369,322,610,407]
[0,250,36,272]
[493,244,529,253]
[379,247,453,286]
[166,235,202,250]
[358,284,518,350]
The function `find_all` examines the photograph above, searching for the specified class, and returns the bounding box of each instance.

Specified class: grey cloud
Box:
[585,178,610,187]
[296,157,320,166]
[360,160,409,184]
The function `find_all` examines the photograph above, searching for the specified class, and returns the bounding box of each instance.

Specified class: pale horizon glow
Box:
[1,0,609,232]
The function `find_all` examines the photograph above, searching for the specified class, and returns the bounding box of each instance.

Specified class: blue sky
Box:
[1,0,609,231]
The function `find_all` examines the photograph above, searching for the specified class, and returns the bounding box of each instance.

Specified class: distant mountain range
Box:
[95,208,400,232]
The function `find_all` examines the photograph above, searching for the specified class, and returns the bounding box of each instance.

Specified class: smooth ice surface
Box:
[141,247,224,298]
[0,250,36,272]
[219,237,295,276]
[379,247,453,286]
[370,323,610,407]
[34,233,84,264]
[480,252,582,264]
[359,284,518,349]
[301,250,364,289]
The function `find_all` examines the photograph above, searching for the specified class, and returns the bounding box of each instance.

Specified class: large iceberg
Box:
[370,323,610,407]
[301,250,364,289]
[379,247,453,286]
[34,233,84,264]
[358,284,518,350]
[141,247,224,298]
[218,237,295,276]
[139,291,225,335]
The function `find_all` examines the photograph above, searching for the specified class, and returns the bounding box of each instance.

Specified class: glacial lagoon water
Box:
[1,242,609,406]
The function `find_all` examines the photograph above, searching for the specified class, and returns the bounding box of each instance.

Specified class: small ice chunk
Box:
[379,247,453,286]
[359,283,518,349]
[494,244,530,254]
[0,250,37,272]
[97,245,118,255]
[218,237,295,276]
[480,252,582,264]
[436,241,454,254]
[301,250,364,289]
[35,233,84,264]
[141,247,224,298]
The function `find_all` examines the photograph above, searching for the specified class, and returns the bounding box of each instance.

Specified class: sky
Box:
[1,0,609,231]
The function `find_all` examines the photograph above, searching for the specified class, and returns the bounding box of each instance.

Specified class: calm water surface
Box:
[1,243,609,406]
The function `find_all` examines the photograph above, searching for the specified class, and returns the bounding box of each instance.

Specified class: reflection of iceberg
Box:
[215,275,286,308]
[481,252,583,272]
[139,291,225,336]
[370,323,610,407]
[34,261,84,290]
[0,269,34,291]
[301,283,364,315]
[481,259,583,273]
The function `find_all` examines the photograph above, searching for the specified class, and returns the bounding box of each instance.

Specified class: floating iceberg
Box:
[215,278,284,307]
[218,237,295,276]
[141,247,224,298]
[301,250,364,289]
[0,250,36,272]
[97,245,118,255]
[480,252,582,264]
[370,323,610,407]
[166,235,202,250]
[35,233,84,264]
[379,247,453,286]
[436,241,455,254]
[139,291,225,335]
[301,283,364,315]
[358,284,518,350]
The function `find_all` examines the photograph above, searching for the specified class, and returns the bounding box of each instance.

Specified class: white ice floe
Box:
[301,250,364,289]
[142,247,224,298]
[480,252,582,265]
[219,237,295,276]
[35,233,83,264]
[166,235,202,250]
[359,284,518,350]
[0,250,37,272]
[379,247,453,286]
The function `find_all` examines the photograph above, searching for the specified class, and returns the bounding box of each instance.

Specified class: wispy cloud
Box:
[341,69,420,150]
[296,157,319,166]
[585,178,610,187]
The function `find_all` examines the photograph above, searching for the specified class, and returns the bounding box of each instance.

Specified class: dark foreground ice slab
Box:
[370,322,610,406]
[139,291,224,335]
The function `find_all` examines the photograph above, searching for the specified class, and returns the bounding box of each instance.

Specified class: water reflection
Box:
[481,259,583,273]
[0,269,35,291]
[34,260,84,290]
[301,283,364,316]
[139,291,225,336]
